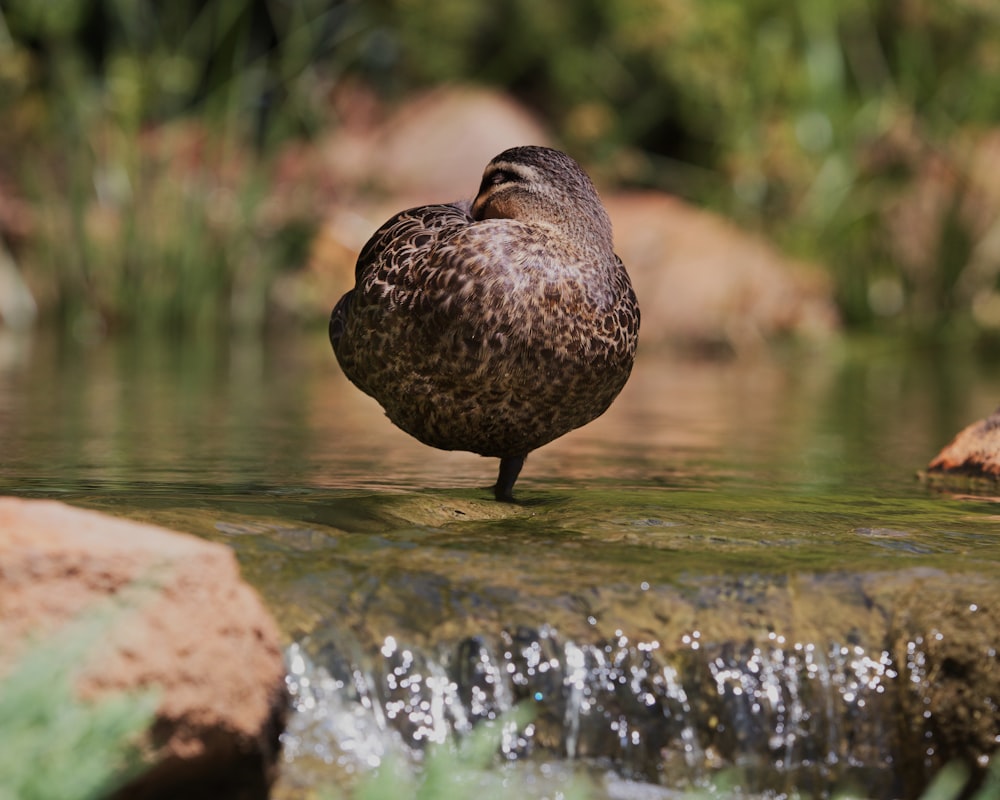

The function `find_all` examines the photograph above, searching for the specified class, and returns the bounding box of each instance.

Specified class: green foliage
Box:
[2,0,1000,337]
[332,706,590,800]
[330,716,1000,800]
[921,760,1000,800]
[0,0,330,336]
[364,0,1000,336]
[0,614,158,800]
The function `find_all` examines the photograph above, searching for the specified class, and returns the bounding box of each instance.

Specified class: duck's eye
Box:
[488,169,519,186]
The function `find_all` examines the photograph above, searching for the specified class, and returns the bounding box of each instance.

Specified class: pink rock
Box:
[927,407,1000,478]
[0,497,286,799]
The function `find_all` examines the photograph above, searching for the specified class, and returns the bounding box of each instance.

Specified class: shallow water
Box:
[1,330,998,798]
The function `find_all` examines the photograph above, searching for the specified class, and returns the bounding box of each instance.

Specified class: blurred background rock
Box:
[1,0,999,349]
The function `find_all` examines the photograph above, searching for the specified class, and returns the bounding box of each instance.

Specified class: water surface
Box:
[1,331,998,798]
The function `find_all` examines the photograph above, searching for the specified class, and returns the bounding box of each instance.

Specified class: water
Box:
[1,330,999,798]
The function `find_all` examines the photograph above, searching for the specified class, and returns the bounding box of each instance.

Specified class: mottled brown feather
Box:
[330,146,639,495]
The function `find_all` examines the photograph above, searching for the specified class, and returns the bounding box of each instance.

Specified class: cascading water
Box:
[280,606,996,798]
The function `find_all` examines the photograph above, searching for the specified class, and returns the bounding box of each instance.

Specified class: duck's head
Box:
[471,146,613,253]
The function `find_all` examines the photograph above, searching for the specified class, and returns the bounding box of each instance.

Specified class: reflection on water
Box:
[1,330,999,798]
[2,331,998,496]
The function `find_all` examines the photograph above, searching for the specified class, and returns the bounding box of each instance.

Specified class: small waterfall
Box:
[281,621,993,797]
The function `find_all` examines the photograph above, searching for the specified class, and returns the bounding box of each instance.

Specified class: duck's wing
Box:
[611,253,640,346]
[330,203,472,382]
[331,202,470,338]
[422,221,639,363]
[353,203,473,288]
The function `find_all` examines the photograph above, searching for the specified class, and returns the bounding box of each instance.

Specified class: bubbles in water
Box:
[283,641,394,772]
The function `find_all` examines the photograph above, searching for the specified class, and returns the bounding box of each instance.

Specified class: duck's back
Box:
[331,202,638,459]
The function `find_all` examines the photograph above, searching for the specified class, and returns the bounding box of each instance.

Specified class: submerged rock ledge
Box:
[0,498,287,800]
[283,564,999,800]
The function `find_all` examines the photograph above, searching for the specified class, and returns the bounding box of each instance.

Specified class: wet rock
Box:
[605,192,840,350]
[0,497,286,800]
[885,571,1000,794]
[926,406,1000,480]
[256,487,999,798]
[285,568,1000,800]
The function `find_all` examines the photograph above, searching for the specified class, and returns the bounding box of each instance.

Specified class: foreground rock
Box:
[0,498,286,800]
[926,406,1000,481]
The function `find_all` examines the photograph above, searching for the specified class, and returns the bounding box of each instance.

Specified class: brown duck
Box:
[330,145,639,501]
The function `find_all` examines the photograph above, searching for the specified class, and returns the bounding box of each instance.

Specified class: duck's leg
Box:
[494,455,526,502]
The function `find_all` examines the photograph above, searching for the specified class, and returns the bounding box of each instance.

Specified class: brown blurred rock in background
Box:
[298,85,839,350]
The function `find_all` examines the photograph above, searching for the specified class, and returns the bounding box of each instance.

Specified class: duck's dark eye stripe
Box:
[489,169,518,186]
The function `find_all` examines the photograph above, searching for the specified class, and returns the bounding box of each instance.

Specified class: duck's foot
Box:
[494,455,526,502]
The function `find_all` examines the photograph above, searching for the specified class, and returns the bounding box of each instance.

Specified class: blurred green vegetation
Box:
[0,0,339,336]
[322,716,999,800]
[365,0,1000,338]
[1,0,999,339]
[333,706,590,800]
[0,613,158,800]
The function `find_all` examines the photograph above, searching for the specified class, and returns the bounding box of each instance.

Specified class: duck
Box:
[329,145,639,501]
